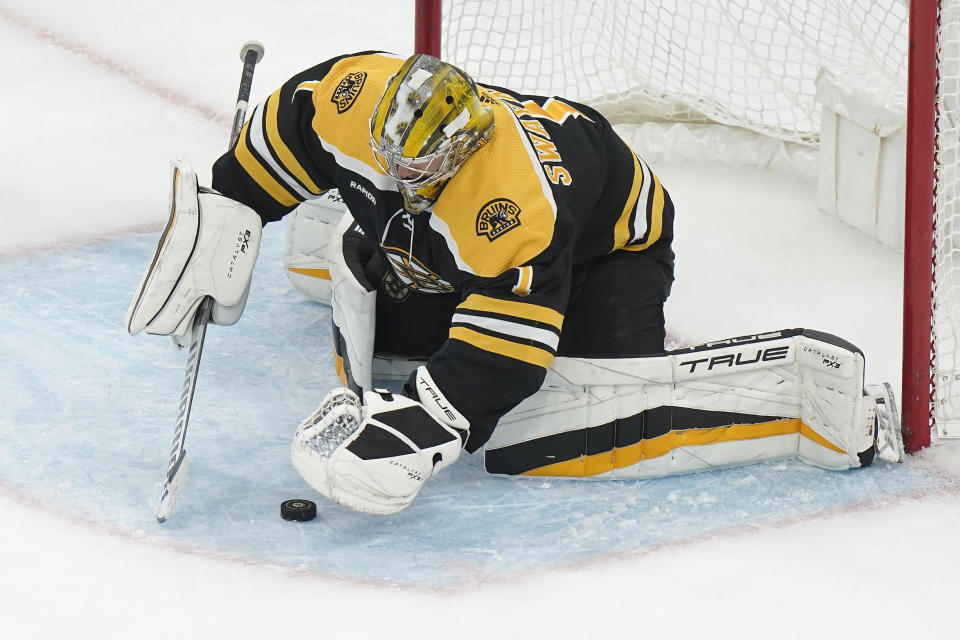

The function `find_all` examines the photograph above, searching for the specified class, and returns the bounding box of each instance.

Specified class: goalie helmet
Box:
[370,54,495,213]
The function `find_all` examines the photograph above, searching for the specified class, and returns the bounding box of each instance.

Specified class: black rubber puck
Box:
[280,499,317,522]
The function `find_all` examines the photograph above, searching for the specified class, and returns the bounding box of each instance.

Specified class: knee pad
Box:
[283,190,348,304]
[328,213,377,395]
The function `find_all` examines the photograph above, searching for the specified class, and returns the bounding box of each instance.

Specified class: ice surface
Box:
[0,226,946,590]
[2,0,960,637]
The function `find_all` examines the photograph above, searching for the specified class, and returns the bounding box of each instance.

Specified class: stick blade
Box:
[156,451,189,523]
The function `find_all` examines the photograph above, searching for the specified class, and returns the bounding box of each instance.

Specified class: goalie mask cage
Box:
[414,0,959,454]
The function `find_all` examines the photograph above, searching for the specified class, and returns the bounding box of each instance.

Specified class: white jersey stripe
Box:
[451,313,560,351]
[631,154,652,243]
[316,137,399,192]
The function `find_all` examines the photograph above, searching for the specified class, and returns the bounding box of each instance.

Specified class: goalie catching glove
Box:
[125,160,262,345]
[291,366,469,515]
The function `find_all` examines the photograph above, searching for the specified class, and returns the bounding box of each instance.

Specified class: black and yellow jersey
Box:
[212,51,675,452]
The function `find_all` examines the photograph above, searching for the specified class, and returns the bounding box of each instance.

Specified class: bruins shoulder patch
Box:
[331,72,367,114]
[476,198,522,241]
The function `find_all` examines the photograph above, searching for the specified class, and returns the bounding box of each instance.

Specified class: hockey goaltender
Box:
[126,51,901,516]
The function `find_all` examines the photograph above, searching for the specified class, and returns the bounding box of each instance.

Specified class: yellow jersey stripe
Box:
[265,90,324,195]
[611,153,643,251]
[521,419,846,477]
[621,171,665,252]
[458,293,563,331]
[449,326,555,368]
[235,120,299,207]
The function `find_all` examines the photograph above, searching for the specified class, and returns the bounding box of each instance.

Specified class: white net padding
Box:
[442,0,909,146]
[934,2,960,438]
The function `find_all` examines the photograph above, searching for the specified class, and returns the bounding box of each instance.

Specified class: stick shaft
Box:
[230,47,262,148]
[157,44,263,522]
[156,305,209,521]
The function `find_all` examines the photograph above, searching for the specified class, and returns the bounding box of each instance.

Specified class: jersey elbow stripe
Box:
[458,293,563,331]
[248,102,315,201]
[630,158,653,244]
[235,118,299,207]
[611,153,666,253]
[612,152,643,251]
[451,312,560,351]
[622,170,664,251]
[449,326,556,369]
[264,91,324,196]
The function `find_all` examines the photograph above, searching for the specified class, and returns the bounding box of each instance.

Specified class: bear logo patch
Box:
[331,72,367,114]
[476,198,521,241]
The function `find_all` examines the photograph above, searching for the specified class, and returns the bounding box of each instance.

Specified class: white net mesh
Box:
[934,2,960,438]
[442,0,909,145]
[440,0,960,439]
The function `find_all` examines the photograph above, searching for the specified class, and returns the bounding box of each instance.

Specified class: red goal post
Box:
[415,0,955,454]
[902,0,938,453]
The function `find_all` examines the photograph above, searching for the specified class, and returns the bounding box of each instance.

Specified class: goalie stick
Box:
[156,40,265,523]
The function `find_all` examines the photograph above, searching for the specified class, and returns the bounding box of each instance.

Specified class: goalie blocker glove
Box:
[291,367,468,515]
[125,160,262,345]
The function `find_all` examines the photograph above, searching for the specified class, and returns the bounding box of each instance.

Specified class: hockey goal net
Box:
[414,0,959,453]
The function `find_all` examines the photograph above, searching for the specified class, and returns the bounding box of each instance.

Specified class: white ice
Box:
[1,1,959,637]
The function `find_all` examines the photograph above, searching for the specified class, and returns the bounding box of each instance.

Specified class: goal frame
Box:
[902,0,938,453]
[414,0,941,454]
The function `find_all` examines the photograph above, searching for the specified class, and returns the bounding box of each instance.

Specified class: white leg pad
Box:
[485,329,880,478]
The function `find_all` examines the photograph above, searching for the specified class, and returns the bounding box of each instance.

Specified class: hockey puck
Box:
[280,499,317,522]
